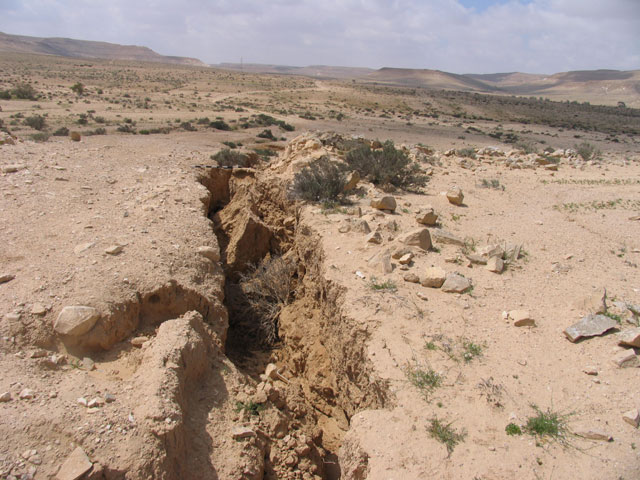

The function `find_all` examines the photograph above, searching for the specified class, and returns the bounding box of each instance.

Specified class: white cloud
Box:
[0,0,638,73]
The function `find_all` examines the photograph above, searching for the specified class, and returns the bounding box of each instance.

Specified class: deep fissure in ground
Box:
[198,166,389,478]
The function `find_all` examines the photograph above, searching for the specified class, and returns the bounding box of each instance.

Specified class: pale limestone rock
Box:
[399,228,432,251]
[421,267,447,288]
[486,256,504,273]
[509,310,535,327]
[398,253,414,265]
[564,314,617,342]
[441,273,471,293]
[622,409,640,428]
[104,245,123,255]
[431,230,465,246]
[403,273,420,283]
[370,196,396,212]
[618,327,640,348]
[54,306,99,337]
[446,186,464,205]
[366,231,383,244]
[343,171,360,192]
[416,207,438,226]
[56,447,92,480]
[612,349,639,368]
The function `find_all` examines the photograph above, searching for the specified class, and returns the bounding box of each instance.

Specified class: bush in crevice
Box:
[345,141,428,191]
[227,256,296,347]
[211,149,258,168]
[291,156,348,203]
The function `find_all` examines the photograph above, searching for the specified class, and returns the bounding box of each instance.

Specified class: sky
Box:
[1,0,639,74]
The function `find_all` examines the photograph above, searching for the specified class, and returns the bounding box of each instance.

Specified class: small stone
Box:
[55,447,92,480]
[477,244,505,259]
[365,231,383,244]
[338,223,351,234]
[398,253,414,265]
[618,327,640,348]
[583,366,598,376]
[105,245,123,255]
[19,389,34,400]
[130,336,149,348]
[54,306,100,337]
[87,398,104,408]
[466,254,488,265]
[30,349,48,359]
[421,267,447,288]
[416,292,429,301]
[622,409,640,428]
[441,273,471,293]
[31,304,47,316]
[0,391,12,402]
[81,357,95,371]
[0,274,15,284]
[265,363,279,381]
[403,273,420,283]
[380,255,393,274]
[509,310,535,327]
[564,314,618,342]
[416,207,438,226]
[392,247,412,259]
[232,426,256,440]
[575,429,613,442]
[400,228,432,251]
[197,246,220,262]
[73,242,94,255]
[104,393,116,403]
[446,186,464,206]
[370,196,396,212]
[486,256,504,273]
[77,397,88,407]
[352,219,371,234]
[612,349,639,368]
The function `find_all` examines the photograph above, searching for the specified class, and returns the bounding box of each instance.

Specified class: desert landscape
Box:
[1,32,640,480]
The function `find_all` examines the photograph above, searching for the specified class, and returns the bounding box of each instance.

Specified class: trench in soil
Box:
[199,167,389,479]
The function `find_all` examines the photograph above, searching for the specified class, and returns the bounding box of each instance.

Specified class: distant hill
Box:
[214,63,374,79]
[0,31,206,67]
[360,67,497,91]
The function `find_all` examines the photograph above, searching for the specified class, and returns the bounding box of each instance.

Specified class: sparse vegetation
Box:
[235,401,264,416]
[406,363,443,398]
[480,178,504,190]
[427,418,466,455]
[344,141,428,191]
[524,405,570,442]
[71,82,85,95]
[574,141,601,161]
[53,127,70,136]
[291,156,348,203]
[12,83,38,100]
[211,149,255,168]
[368,277,397,292]
[506,423,523,435]
[462,340,483,363]
[24,115,46,131]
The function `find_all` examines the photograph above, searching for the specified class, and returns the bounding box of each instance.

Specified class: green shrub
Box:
[575,142,601,161]
[24,115,46,131]
[0,90,11,100]
[222,141,237,149]
[257,129,276,140]
[92,127,106,135]
[12,83,37,100]
[180,121,196,131]
[291,157,347,203]
[427,418,466,455]
[53,127,70,136]
[71,82,85,95]
[211,149,256,168]
[209,119,231,130]
[29,132,49,142]
[345,141,428,190]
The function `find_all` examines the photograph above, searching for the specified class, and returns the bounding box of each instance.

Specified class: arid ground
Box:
[1,53,640,480]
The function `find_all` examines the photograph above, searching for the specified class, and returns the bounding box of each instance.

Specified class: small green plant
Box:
[524,405,570,442]
[291,156,347,203]
[427,418,466,455]
[424,341,438,351]
[603,311,623,324]
[368,277,397,292]
[505,423,523,435]
[462,340,483,363]
[480,178,504,190]
[574,142,601,161]
[235,401,264,416]
[406,364,443,398]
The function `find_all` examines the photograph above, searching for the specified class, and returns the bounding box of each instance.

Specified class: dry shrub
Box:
[228,255,296,346]
[70,131,82,142]
[291,156,347,203]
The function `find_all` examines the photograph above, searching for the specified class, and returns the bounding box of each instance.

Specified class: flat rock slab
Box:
[441,273,471,293]
[431,230,465,246]
[56,447,92,480]
[399,228,432,251]
[370,196,396,212]
[564,314,618,342]
[575,429,613,442]
[0,274,15,284]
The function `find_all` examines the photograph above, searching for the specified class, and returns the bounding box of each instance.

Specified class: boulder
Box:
[399,228,432,251]
[421,267,447,288]
[370,196,396,212]
[446,186,464,206]
[441,273,471,293]
[54,306,100,337]
[403,273,420,283]
[564,314,618,343]
[398,253,414,265]
[416,207,438,226]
